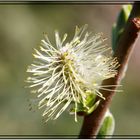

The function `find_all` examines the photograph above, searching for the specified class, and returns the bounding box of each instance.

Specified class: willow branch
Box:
[79,3,140,138]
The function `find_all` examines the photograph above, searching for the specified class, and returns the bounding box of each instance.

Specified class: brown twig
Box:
[79,3,140,138]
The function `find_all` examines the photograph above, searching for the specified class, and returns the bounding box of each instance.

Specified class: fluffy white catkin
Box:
[26,25,120,122]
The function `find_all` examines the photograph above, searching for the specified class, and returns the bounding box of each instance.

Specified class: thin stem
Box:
[79,3,140,138]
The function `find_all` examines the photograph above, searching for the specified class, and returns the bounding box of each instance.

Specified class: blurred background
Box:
[0,3,140,137]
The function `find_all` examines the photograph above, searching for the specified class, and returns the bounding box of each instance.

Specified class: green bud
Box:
[97,110,115,138]
[112,5,132,52]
